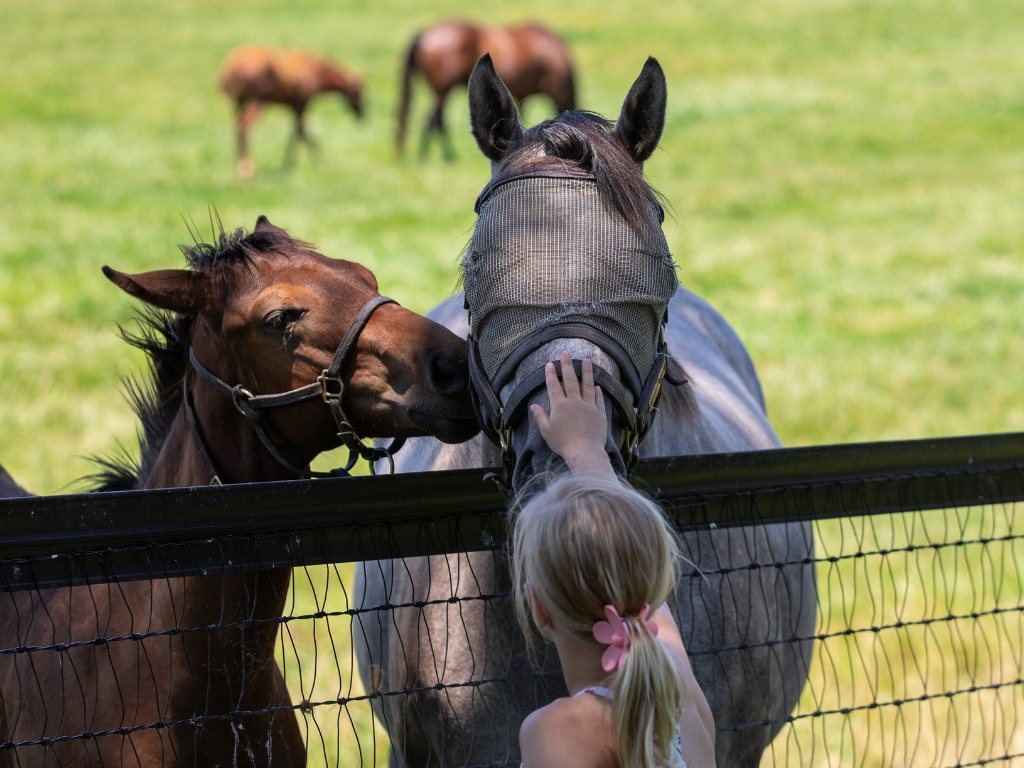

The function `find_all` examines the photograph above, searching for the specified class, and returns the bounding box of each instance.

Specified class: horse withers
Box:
[356,57,817,767]
[220,45,364,178]
[0,216,478,768]
[397,21,575,160]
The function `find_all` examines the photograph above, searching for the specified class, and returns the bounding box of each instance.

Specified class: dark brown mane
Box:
[182,226,311,272]
[491,111,665,229]
[89,227,304,491]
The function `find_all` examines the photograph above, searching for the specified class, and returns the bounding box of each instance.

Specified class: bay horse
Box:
[0,216,478,767]
[220,45,364,178]
[355,57,817,767]
[397,21,575,160]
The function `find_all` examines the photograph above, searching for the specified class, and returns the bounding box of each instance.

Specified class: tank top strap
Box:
[574,686,615,699]
[572,686,688,768]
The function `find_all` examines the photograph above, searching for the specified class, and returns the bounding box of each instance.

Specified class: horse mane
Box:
[88,226,307,491]
[491,111,666,229]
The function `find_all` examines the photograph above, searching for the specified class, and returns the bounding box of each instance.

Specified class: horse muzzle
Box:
[506,381,629,492]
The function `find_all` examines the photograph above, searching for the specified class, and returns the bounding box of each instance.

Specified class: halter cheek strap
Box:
[184,294,405,483]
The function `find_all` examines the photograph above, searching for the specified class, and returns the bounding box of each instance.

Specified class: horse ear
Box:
[614,57,667,163]
[102,266,210,316]
[351,262,378,291]
[254,215,288,235]
[469,54,523,162]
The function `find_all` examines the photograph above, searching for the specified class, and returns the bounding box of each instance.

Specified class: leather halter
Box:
[183,294,405,484]
[467,319,683,486]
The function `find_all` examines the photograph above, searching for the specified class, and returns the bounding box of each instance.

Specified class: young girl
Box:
[513,351,716,768]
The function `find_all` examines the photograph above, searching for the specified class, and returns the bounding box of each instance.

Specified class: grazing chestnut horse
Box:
[0,217,477,767]
[397,21,576,159]
[220,45,364,178]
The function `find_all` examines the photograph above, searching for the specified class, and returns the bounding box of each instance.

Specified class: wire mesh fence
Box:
[1,434,1023,768]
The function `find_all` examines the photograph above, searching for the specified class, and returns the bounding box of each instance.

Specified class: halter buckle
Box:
[318,371,344,403]
[498,413,512,454]
[232,387,255,415]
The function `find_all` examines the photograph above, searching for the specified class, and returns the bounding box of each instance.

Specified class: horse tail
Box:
[397,32,422,154]
[562,60,578,112]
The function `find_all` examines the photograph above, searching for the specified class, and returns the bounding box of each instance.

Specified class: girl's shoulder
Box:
[519,694,616,768]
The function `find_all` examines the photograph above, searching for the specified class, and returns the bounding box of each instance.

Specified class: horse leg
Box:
[282,108,301,171]
[438,107,456,163]
[434,88,456,162]
[236,100,262,179]
[420,89,453,161]
[295,105,318,159]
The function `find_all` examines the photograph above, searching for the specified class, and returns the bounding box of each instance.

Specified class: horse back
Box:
[219,45,321,105]
[414,22,481,90]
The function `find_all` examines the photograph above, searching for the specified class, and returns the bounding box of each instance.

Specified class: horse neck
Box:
[143,381,305,490]
[319,64,355,97]
[140,350,305,622]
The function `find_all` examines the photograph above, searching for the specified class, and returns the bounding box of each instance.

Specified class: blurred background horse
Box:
[397,21,576,159]
[220,45,364,178]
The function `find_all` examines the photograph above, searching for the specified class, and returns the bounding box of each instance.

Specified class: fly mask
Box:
[463,169,680,488]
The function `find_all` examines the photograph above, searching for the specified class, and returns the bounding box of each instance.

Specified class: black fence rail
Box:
[1,432,1023,768]
[2,432,1022,591]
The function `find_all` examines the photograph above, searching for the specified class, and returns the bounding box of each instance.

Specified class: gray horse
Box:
[355,57,816,768]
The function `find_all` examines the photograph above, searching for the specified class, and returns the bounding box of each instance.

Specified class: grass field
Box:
[3,0,1024,494]
[3,0,1024,766]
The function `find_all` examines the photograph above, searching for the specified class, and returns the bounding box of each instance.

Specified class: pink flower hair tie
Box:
[592,604,659,672]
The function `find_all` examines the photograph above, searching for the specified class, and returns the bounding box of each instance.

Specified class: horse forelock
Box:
[492,111,664,230]
[180,226,316,274]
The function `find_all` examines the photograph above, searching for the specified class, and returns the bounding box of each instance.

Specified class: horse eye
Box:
[264,309,304,331]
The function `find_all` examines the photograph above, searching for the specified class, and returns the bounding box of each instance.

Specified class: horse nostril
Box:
[426,350,468,398]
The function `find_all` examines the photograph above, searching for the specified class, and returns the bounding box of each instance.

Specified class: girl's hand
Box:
[530,351,616,480]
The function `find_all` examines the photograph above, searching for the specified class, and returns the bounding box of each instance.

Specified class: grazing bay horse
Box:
[220,45,364,178]
[397,21,575,159]
[356,57,816,767]
[0,216,478,767]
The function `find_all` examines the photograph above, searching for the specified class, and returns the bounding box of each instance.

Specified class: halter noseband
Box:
[183,294,405,484]
[467,319,680,488]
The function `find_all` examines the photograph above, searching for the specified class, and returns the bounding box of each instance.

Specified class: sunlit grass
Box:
[4,0,1024,493]
[767,503,1024,768]
[3,0,1024,765]
[277,563,390,768]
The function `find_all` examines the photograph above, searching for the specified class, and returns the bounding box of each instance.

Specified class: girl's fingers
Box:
[530,403,551,432]
[560,351,580,400]
[544,361,563,403]
[595,385,607,423]
[581,358,596,403]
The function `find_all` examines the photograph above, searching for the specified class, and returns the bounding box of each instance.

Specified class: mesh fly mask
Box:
[463,171,679,486]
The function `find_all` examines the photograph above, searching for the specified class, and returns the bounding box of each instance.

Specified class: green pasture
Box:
[3,0,1024,765]
[3,0,1024,494]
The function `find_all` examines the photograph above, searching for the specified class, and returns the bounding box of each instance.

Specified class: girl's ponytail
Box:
[511,475,685,768]
[612,615,683,768]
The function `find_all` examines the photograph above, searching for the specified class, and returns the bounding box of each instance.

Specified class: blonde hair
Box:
[511,474,683,768]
